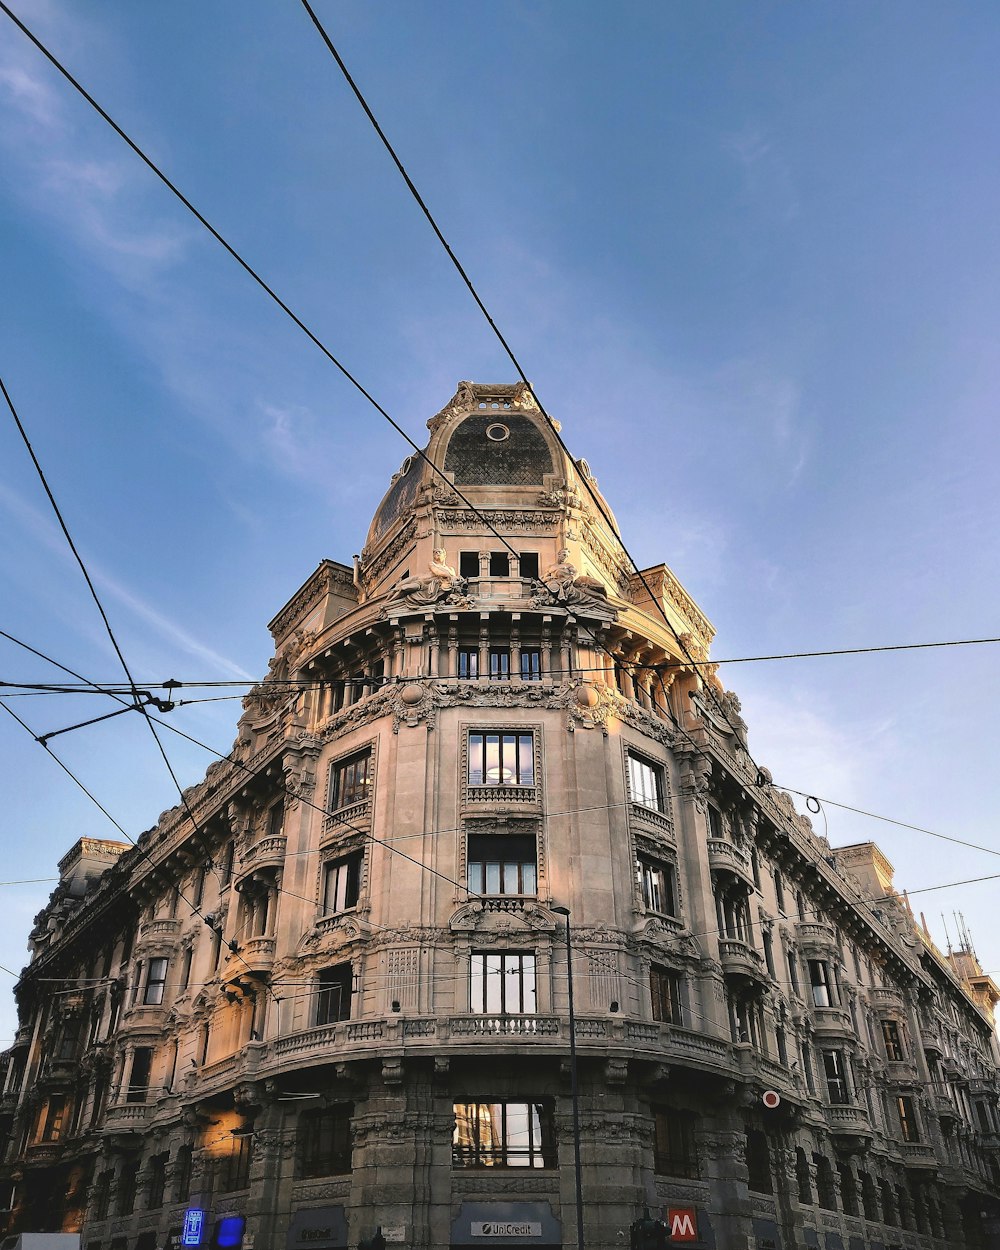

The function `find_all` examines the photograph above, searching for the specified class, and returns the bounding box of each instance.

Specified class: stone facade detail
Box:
[2,384,999,1250]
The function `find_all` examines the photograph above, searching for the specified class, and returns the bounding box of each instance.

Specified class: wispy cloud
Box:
[0,483,253,679]
[725,122,800,223]
[0,29,191,284]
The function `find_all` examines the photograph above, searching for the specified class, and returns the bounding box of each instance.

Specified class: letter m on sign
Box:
[667,1208,697,1242]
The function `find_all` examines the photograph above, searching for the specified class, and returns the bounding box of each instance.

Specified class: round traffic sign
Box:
[762,1090,781,1109]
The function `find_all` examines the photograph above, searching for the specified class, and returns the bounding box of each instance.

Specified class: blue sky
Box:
[2,1,1000,1042]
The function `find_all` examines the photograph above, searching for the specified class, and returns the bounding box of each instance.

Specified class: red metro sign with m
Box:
[666,1208,698,1243]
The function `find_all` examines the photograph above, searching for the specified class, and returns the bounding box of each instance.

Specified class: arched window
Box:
[745,1127,773,1194]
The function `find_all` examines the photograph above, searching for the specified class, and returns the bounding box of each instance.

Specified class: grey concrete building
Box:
[2,381,999,1250]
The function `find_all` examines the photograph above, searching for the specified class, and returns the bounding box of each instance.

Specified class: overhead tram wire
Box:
[6,629,1000,696]
[0,3,979,818]
[7,623,1000,910]
[4,11,993,991]
[294,4,751,734]
[0,4,658,737]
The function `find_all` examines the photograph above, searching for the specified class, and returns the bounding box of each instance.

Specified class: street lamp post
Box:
[553,905,585,1250]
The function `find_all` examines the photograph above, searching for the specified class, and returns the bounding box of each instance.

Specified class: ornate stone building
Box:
[2,381,999,1250]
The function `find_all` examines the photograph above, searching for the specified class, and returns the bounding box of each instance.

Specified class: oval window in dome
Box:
[485,423,510,442]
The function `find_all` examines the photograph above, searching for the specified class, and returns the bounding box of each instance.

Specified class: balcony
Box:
[241,834,287,871]
[138,917,180,940]
[104,1102,151,1130]
[921,1027,943,1057]
[322,799,372,838]
[810,1006,855,1041]
[795,920,839,953]
[869,985,906,1012]
[451,1015,559,1038]
[826,1103,873,1152]
[718,938,769,989]
[900,1141,938,1172]
[707,840,755,888]
[465,784,540,807]
[933,1092,959,1125]
[886,1058,919,1086]
[234,936,275,976]
[631,802,674,841]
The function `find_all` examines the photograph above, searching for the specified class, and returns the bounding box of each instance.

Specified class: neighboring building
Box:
[2,381,1000,1250]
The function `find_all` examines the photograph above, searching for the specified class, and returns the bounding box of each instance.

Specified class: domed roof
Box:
[442,410,555,486]
[367,452,429,546]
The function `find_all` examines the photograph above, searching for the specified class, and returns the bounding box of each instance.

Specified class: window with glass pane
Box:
[470,953,536,1014]
[897,1096,919,1142]
[126,1048,153,1103]
[628,752,665,811]
[40,1095,65,1142]
[144,957,168,1006]
[316,963,353,1026]
[489,648,511,680]
[650,965,683,1025]
[653,1108,699,1177]
[809,959,835,1007]
[458,649,479,679]
[329,750,371,810]
[267,802,284,838]
[148,1153,168,1209]
[323,853,361,915]
[452,1101,555,1168]
[823,1049,849,1103]
[882,1019,905,1061]
[518,553,540,579]
[520,649,542,681]
[638,857,677,916]
[298,1105,353,1177]
[467,834,536,896]
[468,732,534,786]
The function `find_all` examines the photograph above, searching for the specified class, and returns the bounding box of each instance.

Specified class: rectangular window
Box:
[220,841,235,886]
[882,1019,905,1061]
[148,1153,168,1209]
[468,732,535,787]
[298,1105,353,1178]
[628,752,665,812]
[214,1135,253,1193]
[773,870,786,914]
[801,1041,816,1094]
[650,965,683,1025]
[458,648,479,679]
[467,834,536,896]
[267,802,285,839]
[329,750,372,810]
[316,963,353,1026]
[520,649,542,681]
[897,1095,919,1142]
[470,953,536,1015]
[823,1049,849,1104]
[144,957,168,1006]
[786,950,800,995]
[116,1157,139,1216]
[489,551,510,577]
[809,959,835,1008]
[653,1108,699,1178]
[180,946,194,991]
[708,806,725,839]
[40,1095,65,1142]
[126,1048,153,1103]
[489,648,511,680]
[452,1101,555,1169]
[637,857,677,916]
[518,553,540,580]
[193,866,207,908]
[323,853,361,916]
[459,551,480,578]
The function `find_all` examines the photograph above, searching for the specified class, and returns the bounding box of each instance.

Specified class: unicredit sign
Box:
[471,1224,542,1238]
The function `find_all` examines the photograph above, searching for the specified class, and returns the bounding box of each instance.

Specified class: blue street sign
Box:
[183,1208,206,1246]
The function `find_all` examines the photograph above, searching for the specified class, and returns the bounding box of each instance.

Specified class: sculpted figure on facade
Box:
[530,547,609,609]
[384,548,471,610]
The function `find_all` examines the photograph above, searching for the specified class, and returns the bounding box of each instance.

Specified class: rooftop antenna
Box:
[958,911,978,959]
[941,912,953,954]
